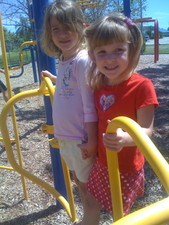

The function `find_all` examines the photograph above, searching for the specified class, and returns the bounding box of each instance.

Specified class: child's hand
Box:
[77,138,97,160]
[41,70,53,79]
[41,70,57,83]
[78,144,88,159]
[103,128,125,152]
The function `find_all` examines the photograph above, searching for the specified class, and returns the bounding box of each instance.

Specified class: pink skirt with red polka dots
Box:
[87,159,144,215]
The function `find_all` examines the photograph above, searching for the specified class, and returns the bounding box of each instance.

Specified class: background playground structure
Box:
[145,37,169,54]
[0,0,169,224]
[0,46,32,68]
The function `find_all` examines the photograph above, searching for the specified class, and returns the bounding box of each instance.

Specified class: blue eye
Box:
[97,50,106,55]
[51,26,60,32]
[115,48,124,53]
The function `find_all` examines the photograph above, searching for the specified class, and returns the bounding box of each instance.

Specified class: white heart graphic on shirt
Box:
[100,94,115,111]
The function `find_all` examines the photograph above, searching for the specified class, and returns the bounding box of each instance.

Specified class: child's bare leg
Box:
[79,183,101,225]
[2,90,8,102]
[73,173,101,225]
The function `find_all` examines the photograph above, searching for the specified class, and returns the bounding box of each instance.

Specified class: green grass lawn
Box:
[144,44,169,54]
[0,44,168,68]
[0,50,31,68]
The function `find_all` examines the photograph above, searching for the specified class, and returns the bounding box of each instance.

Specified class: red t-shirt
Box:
[95,73,159,173]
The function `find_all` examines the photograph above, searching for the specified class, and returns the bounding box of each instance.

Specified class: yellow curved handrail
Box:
[78,0,107,8]
[9,40,37,71]
[42,77,55,103]
[0,78,77,222]
[43,77,77,221]
[110,196,169,225]
[106,116,169,221]
[79,0,101,6]
[0,12,28,199]
[77,0,92,3]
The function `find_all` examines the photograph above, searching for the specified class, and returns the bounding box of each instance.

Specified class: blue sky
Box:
[144,0,169,29]
[3,0,169,31]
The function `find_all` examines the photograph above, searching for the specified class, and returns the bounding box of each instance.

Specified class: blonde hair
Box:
[41,0,85,57]
[85,13,143,89]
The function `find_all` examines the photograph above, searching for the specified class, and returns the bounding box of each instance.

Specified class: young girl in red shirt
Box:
[77,13,159,225]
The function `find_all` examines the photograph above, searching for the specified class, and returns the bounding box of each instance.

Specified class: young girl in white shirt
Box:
[41,1,97,224]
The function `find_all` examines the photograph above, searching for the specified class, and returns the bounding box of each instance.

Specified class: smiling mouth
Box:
[60,40,70,44]
[105,65,118,71]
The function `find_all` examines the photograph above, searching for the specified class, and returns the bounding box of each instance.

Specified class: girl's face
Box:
[91,42,130,85]
[50,17,79,60]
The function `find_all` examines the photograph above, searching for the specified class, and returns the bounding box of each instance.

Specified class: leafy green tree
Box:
[1,0,147,29]
[130,0,147,19]
[0,0,31,26]
[0,0,147,53]
[15,16,32,42]
[79,0,124,23]
[0,0,32,41]
[3,28,18,52]
[76,0,147,23]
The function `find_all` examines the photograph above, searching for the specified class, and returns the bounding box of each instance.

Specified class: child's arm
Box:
[78,121,98,159]
[0,69,5,73]
[103,105,155,152]
[86,121,98,157]
[41,70,57,83]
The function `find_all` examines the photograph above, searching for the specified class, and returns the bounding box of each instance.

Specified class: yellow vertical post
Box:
[61,158,77,222]
[106,151,123,221]
[0,12,28,200]
[42,77,77,221]
[106,127,123,221]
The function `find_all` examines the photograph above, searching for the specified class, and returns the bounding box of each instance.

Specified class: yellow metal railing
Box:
[106,116,169,223]
[77,0,107,9]
[8,40,37,72]
[0,11,76,222]
[0,78,77,223]
[0,12,28,199]
[111,197,169,225]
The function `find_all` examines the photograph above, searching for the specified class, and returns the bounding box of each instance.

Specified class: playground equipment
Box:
[8,41,36,72]
[8,40,38,82]
[0,12,29,200]
[110,196,169,225]
[0,1,67,209]
[106,117,169,222]
[0,12,38,199]
[31,0,68,207]
[134,18,159,63]
[77,0,107,9]
[0,77,77,223]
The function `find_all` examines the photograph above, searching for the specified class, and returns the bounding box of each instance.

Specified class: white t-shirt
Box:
[53,49,97,140]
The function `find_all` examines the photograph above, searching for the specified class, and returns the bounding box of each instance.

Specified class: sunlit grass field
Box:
[0,50,31,68]
[0,44,169,68]
[144,44,169,54]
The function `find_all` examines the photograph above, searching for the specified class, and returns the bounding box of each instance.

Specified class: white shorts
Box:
[58,139,95,183]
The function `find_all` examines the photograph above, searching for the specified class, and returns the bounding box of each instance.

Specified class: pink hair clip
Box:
[124,18,134,27]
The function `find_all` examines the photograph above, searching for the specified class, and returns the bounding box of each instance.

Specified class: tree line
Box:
[1,0,148,52]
